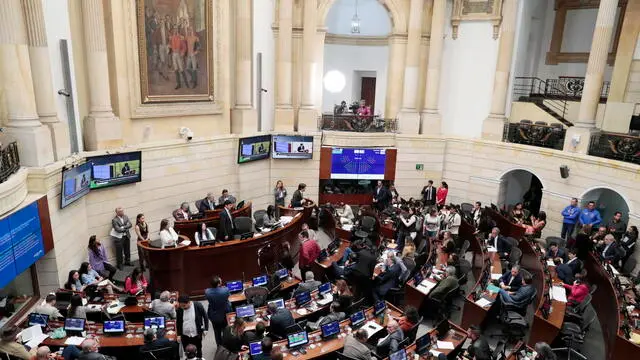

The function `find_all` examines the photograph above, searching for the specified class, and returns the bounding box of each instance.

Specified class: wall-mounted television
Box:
[60,162,92,208]
[86,151,142,190]
[238,135,271,163]
[272,135,313,159]
[330,148,386,180]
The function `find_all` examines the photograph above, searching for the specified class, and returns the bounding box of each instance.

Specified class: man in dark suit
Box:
[465,325,491,360]
[487,227,511,258]
[599,234,620,262]
[266,302,295,340]
[499,265,523,291]
[176,295,208,358]
[219,200,235,241]
[198,193,217,214]
[421,180,437,207]
[498,272,536,312]
[545,242,566,263]
[110,207,132,270]
[372,181,390,211]
[204,276,231,345]
[372,255,402,302]
[376,319,404,356]
[556,249,582,284]
[293,271,322,295]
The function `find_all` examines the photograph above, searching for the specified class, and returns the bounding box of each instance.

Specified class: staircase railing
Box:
[513,77,569,124]
[0,140,21,184]
[545,76,610,100]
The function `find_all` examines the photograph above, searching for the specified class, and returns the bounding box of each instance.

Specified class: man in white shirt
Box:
[35,294,63,320]
[338,202,355,225]
[445,207,462,247]
[110,207,133,270]
[472,201,482,227]
[176,295,207,358]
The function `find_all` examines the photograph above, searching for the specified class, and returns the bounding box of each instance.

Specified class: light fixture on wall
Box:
[324,70,346,93]
[351,0,360,34]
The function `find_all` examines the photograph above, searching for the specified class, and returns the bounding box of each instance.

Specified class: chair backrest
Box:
[234,216,253,234]
[520,119,532,125]
[347,297,365,315]
[244,286,270,307]
[195,199,203,211]
[397,337,411,349]
[459,259,472,276]
[207,227,218,239]
[460,202,474,214]
[444,285,460,303]
[336,352,360,360]
[257,242,278,273]
[140,346,179,360]
[253,210,267,228]
[360,216,376,232]
[505,237,519,249]
[581,308,597,332]
[574,293,592,314]
[509,247,523,265]
[623,257,637,275]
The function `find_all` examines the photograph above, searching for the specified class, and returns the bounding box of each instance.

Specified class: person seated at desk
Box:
[68,293,87,319]
[174,202,192,221]
[78,339,116,360]
[218,189,237,205]
[334,279,354,312]
[35,294,63,320]
[221,317,247,353]
[544,242,566,263]
[251,337,273,360]
[462,325,491,360]
[79,262,123,294]
[150,290,177,319]
[337,202,355,225]
[499,265,523,292]
[562,274,589,307]
[266,302,294,340]
[534,342,558,360]
[376,319,404,356]
[198,192,217,214]
[426,267,458,312]
[294,271,321,295]
[64,270,87,292]
[261,205,278,228]
[395,306,419,333]
[598,234,621,263]
[185,344,205,360]
[140,328,178,354]
[343,329,373,360]
[154,219,179,248]
[555,249,582,285]
[308,302,346,331]
[372,254,402,302]
[125,267,148,295]
[195,222,215,244]
[497,272,535,311]
[0,325,36,360]
[245,321,266,343]
[487,227,511,258]
[441,231,456,255]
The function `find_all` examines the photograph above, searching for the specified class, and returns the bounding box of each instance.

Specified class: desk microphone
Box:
[242,272,245,284]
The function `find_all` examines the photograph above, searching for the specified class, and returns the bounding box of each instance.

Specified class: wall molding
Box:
[324,34,390,46]
[451,0,503,39]
[0,168,28,217]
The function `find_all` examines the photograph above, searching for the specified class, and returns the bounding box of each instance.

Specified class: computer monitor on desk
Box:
[236,304,256,319]
[64,318,86,333]
[249,342,262,356]
[321,321,340,339]
[268,298,285,310]
[103,320,126,336]
[295,291,312,307]
[350,310,366,328]
[389,348,407,360]
[144,317,166,330]
[374,301,386,316]
[287,331,309,350]
[252,275,268,287]
[275,268,288,280]
[318,282,331,296]
[28,313,49,328]
[415,334,433,355]
[227,280,244,293]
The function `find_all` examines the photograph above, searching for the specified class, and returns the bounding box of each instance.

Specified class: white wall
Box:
[322,44,389,115]
[253,0,275,131]
[326,0,391,36]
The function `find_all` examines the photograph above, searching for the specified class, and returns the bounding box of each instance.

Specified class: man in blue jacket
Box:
[560,198,580,239]
[578,201,602,230]
[204,275,231,345]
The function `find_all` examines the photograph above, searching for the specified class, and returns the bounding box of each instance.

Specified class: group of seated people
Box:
[174,190,238,221]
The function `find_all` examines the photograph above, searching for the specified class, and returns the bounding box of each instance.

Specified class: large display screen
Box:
[87,151,142,190]
[60,162,92,209]
[272,135,313,159]
[238,135,271,164]
[0,202,45,288]
[330,148,386,180]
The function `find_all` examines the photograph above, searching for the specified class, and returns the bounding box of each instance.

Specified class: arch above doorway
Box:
[579,187,632,224]
[497,168,544,216]
[317,0,407,34]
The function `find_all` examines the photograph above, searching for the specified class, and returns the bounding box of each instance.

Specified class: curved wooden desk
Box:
[173,202,253,240]
[140,211,304,298]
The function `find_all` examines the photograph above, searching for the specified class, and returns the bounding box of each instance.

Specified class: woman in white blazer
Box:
[158,218,178,248]
[194,222,215,245]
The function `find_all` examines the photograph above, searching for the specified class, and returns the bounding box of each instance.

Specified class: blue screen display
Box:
[295,291,311,307]
[28,313,49,327]
[321,321,340,338]
[318,282,331,295]
[374,301,386,316]
[276,268,288,279]
[236,305,255,318]
[227,280,243,293]
[61,162,92,208]
[249,342,262,356]
[350,310,365,327]
[104,320,125,333]
[268,298,285,310]
[330,148,386,180]
[64,318,85,332]
[144,317,165,329]
[389,349,407,360]
[252,275,268,287]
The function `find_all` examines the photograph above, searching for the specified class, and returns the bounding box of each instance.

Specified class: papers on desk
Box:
[490,273,502,280]
[82,298,88,306]
[295,308,308,316]
[486,284,501,293]
[416,280,437,295]
[20,325,49,349]
[106,301,125,314]
[316,294,333,306]
[610,266,620,276]
[630,332,640,344]
[487,246,497,253]
[180,240,191,246]
[430,350,443,357]
[436,341,455,350]
[546,259,556,267]
[342,224,353,231]
[64,337,85,346]
[279,216,293,225]
[475,298,493,308]
[362,320,383,339]
[551,286,568,303]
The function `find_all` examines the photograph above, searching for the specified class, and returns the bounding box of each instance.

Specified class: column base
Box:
[482,114,507,141]
[5,125,54,167]
[231,107,258,134]
[420,110,442,135]
[297,107,318,132]
[563,125,599,154]
[44,121,71,160]
[274,107,295,132]
[397,109,421,134]
[83,114,123,151]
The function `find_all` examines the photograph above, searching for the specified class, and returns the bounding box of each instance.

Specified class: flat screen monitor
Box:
[268,298,285,310]
[275,268,288,279]
[321,321,340,338]
[28,313,49,328]
[103,320,126,334]
[374,300,386,316]
[236,305,256,318]
[287,331,309,348]
[272,135,313,159]
[415,334,432,355]
[389,348,407,360]
[64,318,86,332]
[318,282,332,295]
[413,272,424,285]
[144,317,166,329]
[350,310,365,327]
[227,280,244,293]
[252,275,268,287]
[330,148,387,180]
[60,162,92,208]
[86,151,142,190]
[238,135,271,164]
[249,341,262,356]
[295,291,311,307]
[435,319,450,337]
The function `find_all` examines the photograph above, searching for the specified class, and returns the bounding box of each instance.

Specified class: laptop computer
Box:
[389,348,407,360]
[249,341,262,356]
[316,283,334,306]
[374,301,386,317]
[287,331,309,353]
[295,291,312,307]
[28,313,49,328]
[144,316,166,330]
[103,320,126,336]
[415,333,433,355]
[227,280,244,293]
[268,298,285,310]
[20,324,48,349]
[64,317,86,336]
[275,268,288,280]
[321,320,341,339]
[252,275,269,287]
[236,305,256,319]
[350,310,366,328]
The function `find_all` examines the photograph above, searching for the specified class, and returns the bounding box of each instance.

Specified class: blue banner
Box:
[0,218,16,289]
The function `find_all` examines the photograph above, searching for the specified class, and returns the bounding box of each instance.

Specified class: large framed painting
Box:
[136,0,214,103]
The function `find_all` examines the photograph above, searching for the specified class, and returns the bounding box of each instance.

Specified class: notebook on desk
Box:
[20,325,49,349]
[417,280,437,295]
[362,320,383,339]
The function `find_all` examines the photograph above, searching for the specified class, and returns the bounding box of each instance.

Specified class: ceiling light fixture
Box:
[351,0,360,34]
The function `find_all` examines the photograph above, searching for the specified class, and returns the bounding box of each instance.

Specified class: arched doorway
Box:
[498,169,544,215]
[580,188,630,225]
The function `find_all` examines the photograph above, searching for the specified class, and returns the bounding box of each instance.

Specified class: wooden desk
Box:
[100,292,179,314]
[310,239,351,281]
[140,210,305,298]
[394,321,468,359]
[229,278,301,303]
[173,202,252,240]
[460,250,502,330]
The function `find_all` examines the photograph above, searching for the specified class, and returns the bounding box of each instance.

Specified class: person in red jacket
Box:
[436,182,449,208]
[125,267,148,295]
[562,275,589,306]
[298,230,320,275]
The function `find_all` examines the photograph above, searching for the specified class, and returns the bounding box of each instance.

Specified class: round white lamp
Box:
[323,70,346,93]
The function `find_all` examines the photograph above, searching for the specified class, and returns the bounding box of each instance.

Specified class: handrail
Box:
[513,77,569,124]
[588,131,640,165]
[0,141,20,184]
[502,122,566,150]
[319,113,397,132]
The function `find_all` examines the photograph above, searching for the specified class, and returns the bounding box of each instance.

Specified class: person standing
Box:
[204,276,231,345]
[436,182,448,208]
[219,200,235,241]
[291,183,307,208]
[607,211,627,240]
[169,26,188,89]
[135,214,150,270]
[274,180,287,217]
[299,231,321,275]
[373,181,389,211]
[578,201,602,230]
[176,295,208,358]
[421,180,437,207]
[110,207,132,270]
[560,198,580,240]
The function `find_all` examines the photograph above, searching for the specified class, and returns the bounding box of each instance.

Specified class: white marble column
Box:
[398,0,425,134]
[0,0,54,166]
[22,0,70,160]
[421,0,446,134]
[274,0,294,131]
[564,0,619,153]
[81,0,122,150]
[384,34,407,119]
[298,0,318,131]
[481,0,518,141]
[231,0,257,134]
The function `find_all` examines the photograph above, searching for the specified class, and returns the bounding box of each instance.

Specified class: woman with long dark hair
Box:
[263,205,277,226]
[135,214,149,270]
[125,267,148,295]
[87,235,116,279]
[68,293,87,319]
[64,270,84,292]
[79,262,122,294]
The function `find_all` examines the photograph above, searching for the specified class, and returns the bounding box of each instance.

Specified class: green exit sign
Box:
[415,164,424,170]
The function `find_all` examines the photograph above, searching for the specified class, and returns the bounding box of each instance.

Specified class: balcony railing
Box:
[588,131,640,165]
[0,140,20,184]
[503,121,566,150]
[320,113,397,133]
[545,76,610,100]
